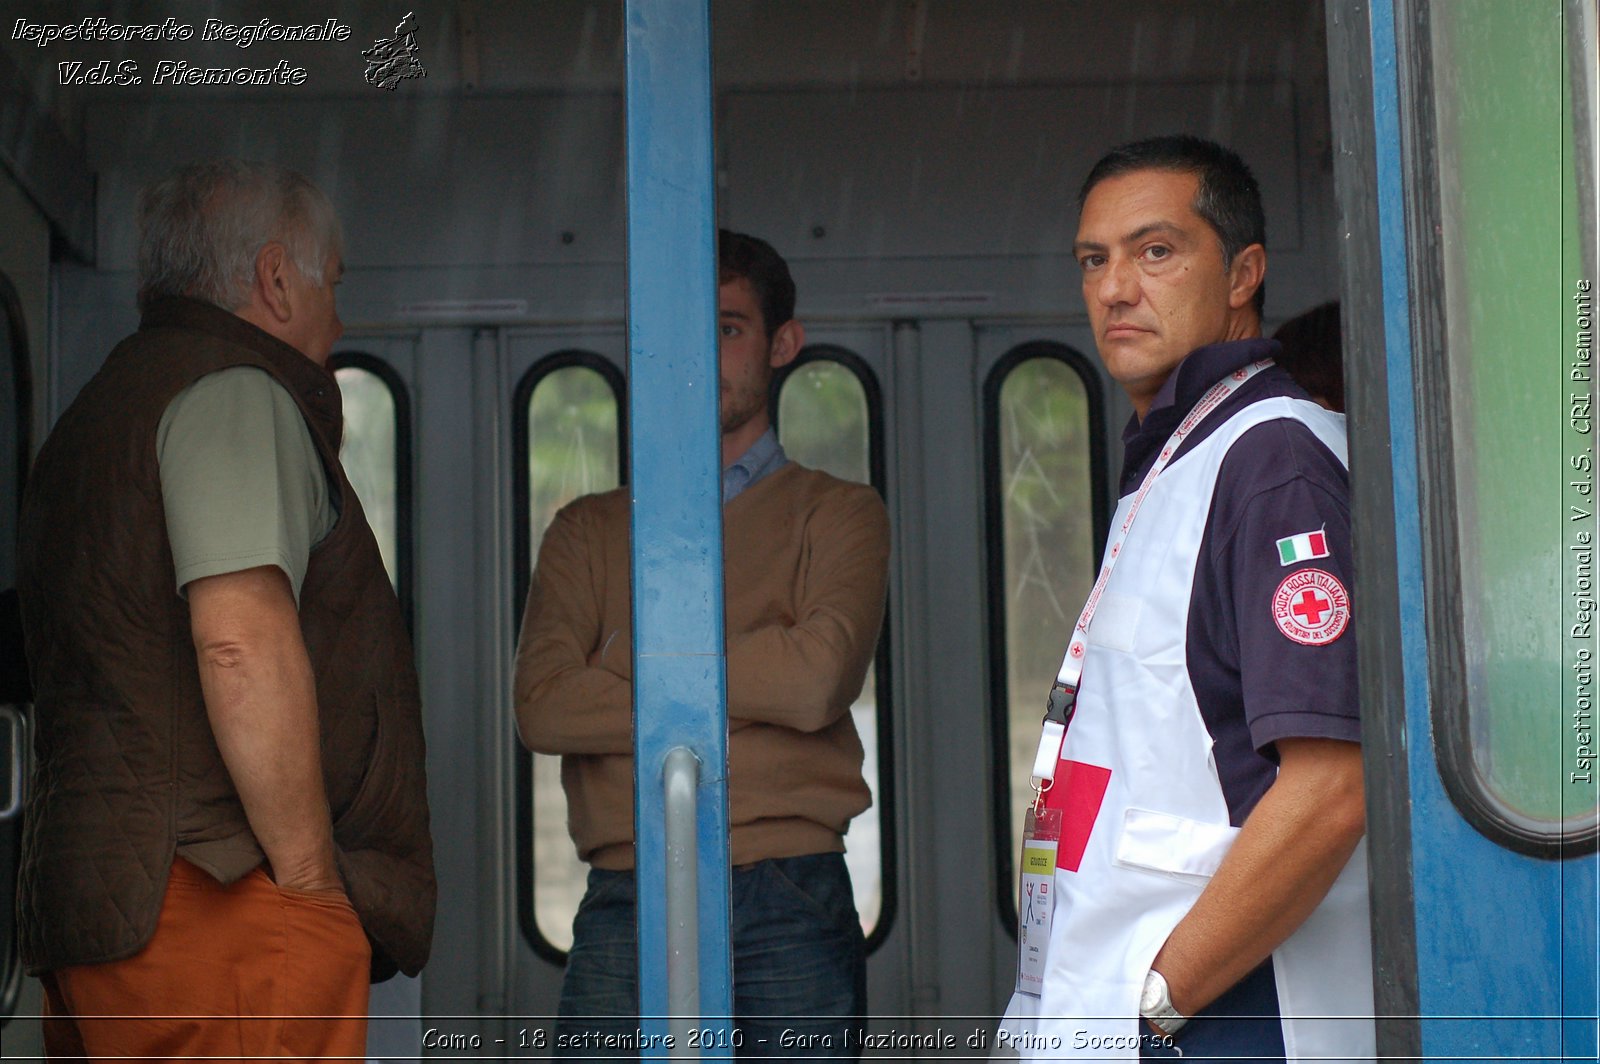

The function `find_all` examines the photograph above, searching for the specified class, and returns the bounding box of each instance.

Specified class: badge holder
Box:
[1014,787,1061,995]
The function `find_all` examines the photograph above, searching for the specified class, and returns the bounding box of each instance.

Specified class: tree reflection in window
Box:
[987,351,1097,912]
[527,366,621,566]
[523,361,621,952]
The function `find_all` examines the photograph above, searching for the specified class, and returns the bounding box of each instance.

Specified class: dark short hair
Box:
[1078,135,1267,314]
[1273,301,1345,413]
[718,229,796,337]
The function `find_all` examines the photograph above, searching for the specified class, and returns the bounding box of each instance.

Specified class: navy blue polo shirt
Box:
[1121,337,1360,829]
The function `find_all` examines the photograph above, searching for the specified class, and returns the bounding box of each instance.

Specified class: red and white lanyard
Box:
[1029,360,1273,805]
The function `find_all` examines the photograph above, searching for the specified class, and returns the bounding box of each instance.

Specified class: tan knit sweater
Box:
[514,463,890,870]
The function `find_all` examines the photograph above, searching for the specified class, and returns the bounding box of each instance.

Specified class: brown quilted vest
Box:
[16,297,435,979]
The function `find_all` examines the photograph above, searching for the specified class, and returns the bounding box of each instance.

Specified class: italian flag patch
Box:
[1276,529,1330,566]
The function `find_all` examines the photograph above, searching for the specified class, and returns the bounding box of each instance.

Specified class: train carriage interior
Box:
[0,0,1595,1059]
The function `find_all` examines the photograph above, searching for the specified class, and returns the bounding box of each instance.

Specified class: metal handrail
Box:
[662,745,700,1056]
[0,704,23,821]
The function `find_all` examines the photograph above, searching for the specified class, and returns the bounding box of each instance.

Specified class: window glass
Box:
[527,366,623,566]
[777,356,884,937]
[991,356,1096,874]
[525,363,621,951]
[333,365,399,586]
[778,360,870,484]
[1429,0,1597,836]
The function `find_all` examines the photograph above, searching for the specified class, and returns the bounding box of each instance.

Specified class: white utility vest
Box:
[1000,396,1375,1063]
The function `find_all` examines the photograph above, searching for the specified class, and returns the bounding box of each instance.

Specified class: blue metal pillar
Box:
[623,0,735,1054]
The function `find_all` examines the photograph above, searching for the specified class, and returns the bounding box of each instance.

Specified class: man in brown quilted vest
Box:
[16,159,434,1059]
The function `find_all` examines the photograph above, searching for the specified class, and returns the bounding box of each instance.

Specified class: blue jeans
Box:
[557,853,867,1060]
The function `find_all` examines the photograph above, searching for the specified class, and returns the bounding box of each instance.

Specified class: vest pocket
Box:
[332,692,397,841]
[1113,807,1239,880]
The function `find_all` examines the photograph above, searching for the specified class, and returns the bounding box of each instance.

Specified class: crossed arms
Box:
[513,485,890,754]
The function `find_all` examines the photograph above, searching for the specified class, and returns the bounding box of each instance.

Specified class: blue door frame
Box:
[1366,1,1599,1058]
[623,0,735,1052]
[617,1,1599,1057]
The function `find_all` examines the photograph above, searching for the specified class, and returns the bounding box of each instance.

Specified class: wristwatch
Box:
[1139,969,1189,1036]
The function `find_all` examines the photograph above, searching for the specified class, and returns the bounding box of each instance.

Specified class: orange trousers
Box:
[42,857,371,1062]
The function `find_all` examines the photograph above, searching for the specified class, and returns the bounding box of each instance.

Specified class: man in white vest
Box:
[999,136,1373,1062]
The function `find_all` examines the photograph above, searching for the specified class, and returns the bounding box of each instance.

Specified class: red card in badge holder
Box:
[1042,759,1111,873]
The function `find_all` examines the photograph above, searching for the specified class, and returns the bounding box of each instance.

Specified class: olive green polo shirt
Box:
[156,365,337,605]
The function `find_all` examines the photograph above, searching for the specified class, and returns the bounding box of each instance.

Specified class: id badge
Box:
[1014,804,1061,994]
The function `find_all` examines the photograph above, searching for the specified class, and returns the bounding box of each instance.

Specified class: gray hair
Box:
[135,159,343,314]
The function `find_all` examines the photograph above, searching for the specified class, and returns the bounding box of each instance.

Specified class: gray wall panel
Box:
[86,94,626,271]
[723,82,1304,262]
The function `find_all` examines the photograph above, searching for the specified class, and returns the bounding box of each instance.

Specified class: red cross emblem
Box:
[1291,588,1332,626]
[1272,568,1350,645]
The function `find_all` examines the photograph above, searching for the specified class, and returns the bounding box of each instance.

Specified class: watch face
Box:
[1140,974,1164,1013]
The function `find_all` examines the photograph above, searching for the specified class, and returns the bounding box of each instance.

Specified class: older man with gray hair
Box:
[16,159,434,1059]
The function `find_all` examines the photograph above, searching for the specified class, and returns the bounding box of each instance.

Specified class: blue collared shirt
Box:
[722,427,789,504]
